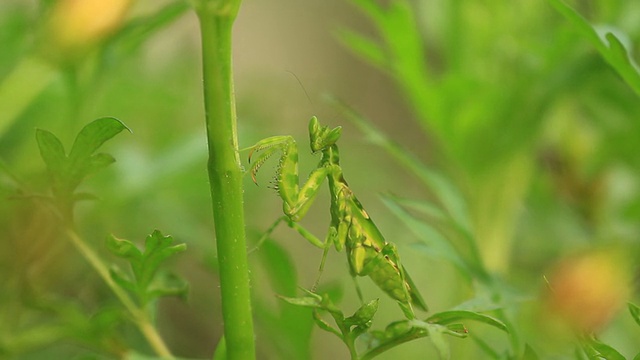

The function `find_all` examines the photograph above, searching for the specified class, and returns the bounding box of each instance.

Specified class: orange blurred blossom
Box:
[545,250,631,333]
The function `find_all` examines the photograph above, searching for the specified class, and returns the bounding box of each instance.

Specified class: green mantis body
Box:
[248,117,427,318]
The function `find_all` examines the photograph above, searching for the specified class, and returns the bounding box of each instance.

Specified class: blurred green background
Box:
[1,0,640,359]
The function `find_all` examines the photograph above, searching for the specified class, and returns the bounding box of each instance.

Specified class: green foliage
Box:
[279,290,379,358]
[547,0,640,96]
[338,0,640,358]
[280,288,507,360]
[36,117,130,220]
[0,292,128,358]
[0,2,195,359]
[426,311,507,333]
[107,230,188,307]
[3,0,640,359]
[581,335,626,360]
[247,117,429,319]
[336,102,489,282]
[19,118,183,357]
[253,237,314,359]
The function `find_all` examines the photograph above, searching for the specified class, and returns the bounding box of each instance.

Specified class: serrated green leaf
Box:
[106,234,142,259]
[427,310,508,332]
[36,129,66,175]
[35,117,129,219]
[144,230,186,258]
[68,117,130,163]
[137,231,186,289]
[63,117,129,191]
[106,231,187,305]
[629,302,640,327]
[144,229,166,251]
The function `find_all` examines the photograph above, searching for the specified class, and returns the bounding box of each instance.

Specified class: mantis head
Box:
[308,116,342,153]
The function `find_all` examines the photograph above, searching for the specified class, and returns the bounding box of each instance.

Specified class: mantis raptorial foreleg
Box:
[248,136,332,222]
[247,117,428,319]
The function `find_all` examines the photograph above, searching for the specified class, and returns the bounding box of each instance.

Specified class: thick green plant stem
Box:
[194,2,256,359]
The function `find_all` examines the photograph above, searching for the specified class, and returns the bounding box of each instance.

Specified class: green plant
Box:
[336,0,640,358]
[2,117,187,359]
[244,116,511,357]
[1,0,640,359]
[247,116,428,318]
[192,1,255,359]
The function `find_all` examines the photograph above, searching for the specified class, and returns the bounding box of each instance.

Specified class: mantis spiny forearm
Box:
[247,117,427,319]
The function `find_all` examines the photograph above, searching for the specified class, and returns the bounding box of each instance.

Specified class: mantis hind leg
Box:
[249,216,328,253]
[285,220,335,291]
[251,216,335,291]
[313,244,331,292]
[248,216,287,254]
[350,273,365,305]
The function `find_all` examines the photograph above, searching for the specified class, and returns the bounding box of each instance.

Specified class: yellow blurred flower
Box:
[42,0,133,64]
[544,250,631,333]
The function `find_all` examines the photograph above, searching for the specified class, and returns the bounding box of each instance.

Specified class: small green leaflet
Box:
[107,230,188,306]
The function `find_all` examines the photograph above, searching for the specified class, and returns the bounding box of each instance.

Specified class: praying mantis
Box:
[247,117,427,319]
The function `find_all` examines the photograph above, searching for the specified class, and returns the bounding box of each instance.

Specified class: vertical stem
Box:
[194,2,255,359]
